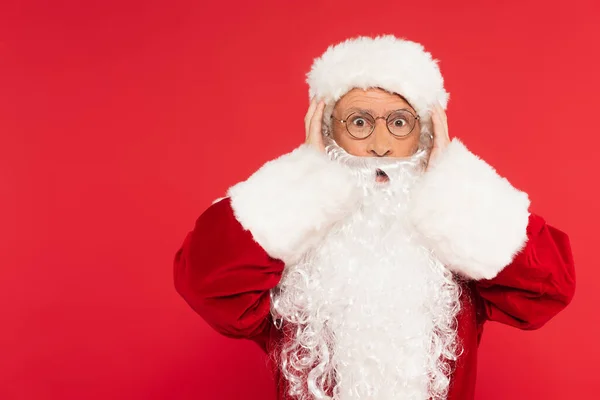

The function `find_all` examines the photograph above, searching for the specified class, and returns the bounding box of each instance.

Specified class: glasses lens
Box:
[346,113,374,138]
[387,110,416,137]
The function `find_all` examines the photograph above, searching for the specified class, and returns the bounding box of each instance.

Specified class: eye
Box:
[346,113,373,138]
[352,117,366,127]
[393,118,407,127]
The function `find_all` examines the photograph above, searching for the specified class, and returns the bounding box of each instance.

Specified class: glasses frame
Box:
[330,108,420,140]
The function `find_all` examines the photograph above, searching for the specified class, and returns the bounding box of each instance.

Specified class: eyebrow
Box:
[344,107,413,116]
[345,107,375,115]
[346,107,373,114]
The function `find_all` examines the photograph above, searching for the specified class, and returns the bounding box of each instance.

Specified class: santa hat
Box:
[306,35,449,121]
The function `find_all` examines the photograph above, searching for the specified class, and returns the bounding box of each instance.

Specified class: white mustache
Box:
[324,136,428,179]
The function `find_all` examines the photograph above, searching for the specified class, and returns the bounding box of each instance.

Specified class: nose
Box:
[367,120,393,157]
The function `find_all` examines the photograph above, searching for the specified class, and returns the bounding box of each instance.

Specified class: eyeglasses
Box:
[331,109,420,139]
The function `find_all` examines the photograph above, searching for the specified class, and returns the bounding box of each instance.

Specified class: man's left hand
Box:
[427,103,450,170]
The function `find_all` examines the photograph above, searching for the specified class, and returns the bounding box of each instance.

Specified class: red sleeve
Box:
[475,213,576,330]
[173,198,285,349]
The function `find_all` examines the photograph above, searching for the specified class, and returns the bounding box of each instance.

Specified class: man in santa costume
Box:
[174,35,576,399]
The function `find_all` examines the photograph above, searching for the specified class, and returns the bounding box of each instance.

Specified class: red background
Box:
[2,1,598,399]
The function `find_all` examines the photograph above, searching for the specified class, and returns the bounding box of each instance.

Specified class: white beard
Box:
[271,138,462,400]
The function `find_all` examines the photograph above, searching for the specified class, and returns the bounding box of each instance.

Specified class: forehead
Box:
[334,87,413,113]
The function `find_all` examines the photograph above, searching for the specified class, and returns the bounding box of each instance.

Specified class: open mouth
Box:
[375,168,390,183]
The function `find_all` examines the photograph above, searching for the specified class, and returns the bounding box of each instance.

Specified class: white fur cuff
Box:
[409,139,531,280]
[228,145,360,265]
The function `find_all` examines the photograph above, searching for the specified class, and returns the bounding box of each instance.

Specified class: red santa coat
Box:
[174,140,575,400]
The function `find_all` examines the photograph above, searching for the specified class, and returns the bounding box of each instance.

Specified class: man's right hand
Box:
[304,98,326,153]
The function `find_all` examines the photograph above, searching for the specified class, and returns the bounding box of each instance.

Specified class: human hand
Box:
[427,103,450,170]
[304,98,326,153]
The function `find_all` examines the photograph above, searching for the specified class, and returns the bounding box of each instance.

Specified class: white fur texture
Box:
[271,142,461,400]
[307,35,449,121]
[228,144,361,266]
[409,139,531,280]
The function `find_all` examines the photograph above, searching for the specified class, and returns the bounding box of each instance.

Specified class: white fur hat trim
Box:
[307,35,449,118]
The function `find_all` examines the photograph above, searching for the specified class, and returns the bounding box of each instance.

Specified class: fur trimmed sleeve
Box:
[228,144,361,265]
[408,139,531,280]
[174,198,285,349]
[474,213,576,329]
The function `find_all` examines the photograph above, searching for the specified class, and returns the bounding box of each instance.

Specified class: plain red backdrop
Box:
[1,0,599,399]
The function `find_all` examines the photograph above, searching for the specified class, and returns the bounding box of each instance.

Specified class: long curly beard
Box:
[270,135,462,400]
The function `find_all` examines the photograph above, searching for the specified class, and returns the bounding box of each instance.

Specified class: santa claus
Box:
[174,35,576,400]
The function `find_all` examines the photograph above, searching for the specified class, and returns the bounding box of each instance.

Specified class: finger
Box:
[438,105,449,140]
[309,100,326,136]
[430,107,443,147]
[305,98,317,124]
[308,100,326,141]
[432,105,449,142]
[305,98,318,136]
[435,104,449,136]
[436,103,447,122]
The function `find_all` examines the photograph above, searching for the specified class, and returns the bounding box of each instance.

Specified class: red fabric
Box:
[174,198,575,399]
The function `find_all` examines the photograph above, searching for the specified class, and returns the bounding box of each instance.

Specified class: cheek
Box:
[391,134,421,156]
[382,135,419,157]
[332,130,368,156]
